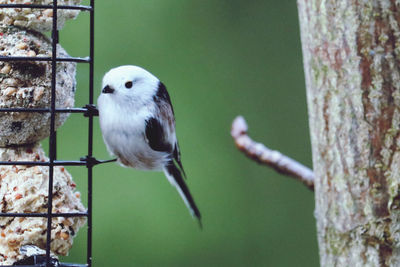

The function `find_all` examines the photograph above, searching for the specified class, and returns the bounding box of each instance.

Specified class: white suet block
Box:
[0,144,86,265]
[0,0,82,32]
[0,26,76,146]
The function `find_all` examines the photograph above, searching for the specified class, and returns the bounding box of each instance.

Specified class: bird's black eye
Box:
[125,81,133,89]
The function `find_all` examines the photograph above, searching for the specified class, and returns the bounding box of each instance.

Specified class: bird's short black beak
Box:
[102,85,114,94]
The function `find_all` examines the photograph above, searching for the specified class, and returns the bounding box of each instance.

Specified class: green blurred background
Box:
[47,0,318,266]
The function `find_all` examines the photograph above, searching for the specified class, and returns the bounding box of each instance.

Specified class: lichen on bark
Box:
[298,0,400,265]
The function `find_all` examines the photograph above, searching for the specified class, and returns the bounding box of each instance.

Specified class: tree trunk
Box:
[297,0,400,266]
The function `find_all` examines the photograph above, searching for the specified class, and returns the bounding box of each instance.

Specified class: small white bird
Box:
[97,65,201,223]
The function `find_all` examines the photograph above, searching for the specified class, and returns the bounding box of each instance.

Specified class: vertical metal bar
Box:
[87,1,95,266]
[46,0,58,266]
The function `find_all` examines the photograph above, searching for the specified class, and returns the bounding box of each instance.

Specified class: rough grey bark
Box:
[297,0,400,266]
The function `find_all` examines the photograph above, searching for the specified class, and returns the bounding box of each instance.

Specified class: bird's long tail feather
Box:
[163,161,201,224]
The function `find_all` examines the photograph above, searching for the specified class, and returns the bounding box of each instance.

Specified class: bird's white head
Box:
[101,65,160,106]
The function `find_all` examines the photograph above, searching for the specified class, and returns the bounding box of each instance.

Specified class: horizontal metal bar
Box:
[0,160,86,166]
[0,107,88,113]
[56,108,88,113]
[0,158,116,167]
[55,160,87,166]
[0,4,92,11]
[0,212,88,218]
[0,56,90,63]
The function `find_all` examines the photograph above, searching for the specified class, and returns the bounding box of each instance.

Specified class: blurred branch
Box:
[231,116,314,191]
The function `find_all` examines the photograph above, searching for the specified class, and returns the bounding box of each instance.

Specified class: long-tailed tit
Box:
[97,65,201,223]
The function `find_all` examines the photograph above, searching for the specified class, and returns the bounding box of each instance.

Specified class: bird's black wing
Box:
[145,117,172,152]
[153,81,186,176]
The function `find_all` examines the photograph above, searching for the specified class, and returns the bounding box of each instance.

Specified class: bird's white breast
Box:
[98,94,169,170]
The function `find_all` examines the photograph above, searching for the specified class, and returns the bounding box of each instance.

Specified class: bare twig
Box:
[231,116,315,191]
